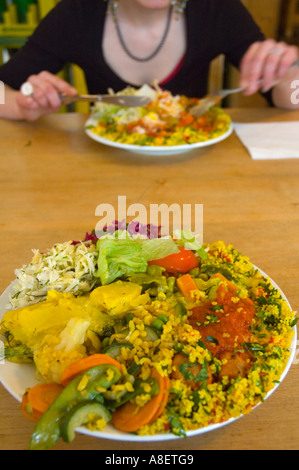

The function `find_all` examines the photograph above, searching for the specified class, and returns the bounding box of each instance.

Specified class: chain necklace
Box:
[108,0,173,62]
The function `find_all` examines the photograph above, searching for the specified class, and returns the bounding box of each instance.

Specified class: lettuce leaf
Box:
[139,236,179,261]
[95,236,180,285]
[96,238,148,285]
[173,229,208,260]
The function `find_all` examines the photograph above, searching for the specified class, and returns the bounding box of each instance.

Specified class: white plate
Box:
[0,268,296,442]
[85,118,234,156]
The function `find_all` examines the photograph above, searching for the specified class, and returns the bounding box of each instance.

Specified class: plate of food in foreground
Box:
[85,85,233,156]
[0,226,297,449]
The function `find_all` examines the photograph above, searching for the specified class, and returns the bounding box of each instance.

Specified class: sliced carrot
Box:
[178,112,194,127]
[27,383,64,415]
[176,273,199,301]
[111,368,169,432]
[21,392,42,422]
[211,273,239,295]
[149,375,170,424]
[21,383,63,422]
[60,354,122,386]
[171,353,213,390]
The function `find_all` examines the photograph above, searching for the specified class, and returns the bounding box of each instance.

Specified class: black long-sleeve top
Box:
[0,0,270,101]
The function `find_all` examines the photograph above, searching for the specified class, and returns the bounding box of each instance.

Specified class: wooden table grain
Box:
[0,109,298,451]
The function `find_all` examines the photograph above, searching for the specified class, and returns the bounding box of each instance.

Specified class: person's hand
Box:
[240,39,299,95]
[16,71,77,121]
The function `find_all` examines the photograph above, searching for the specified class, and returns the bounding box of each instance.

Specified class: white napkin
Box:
[234,121,299,160]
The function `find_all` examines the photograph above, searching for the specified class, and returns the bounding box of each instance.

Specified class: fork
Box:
[190,59,299,117]
[189,87,245,117]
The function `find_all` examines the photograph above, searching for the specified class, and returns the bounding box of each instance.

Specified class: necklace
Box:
[109,0,173,62]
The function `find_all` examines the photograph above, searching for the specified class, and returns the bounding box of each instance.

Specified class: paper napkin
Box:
[234,121,299,160]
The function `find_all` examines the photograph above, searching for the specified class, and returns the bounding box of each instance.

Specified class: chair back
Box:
[208,55,225,94]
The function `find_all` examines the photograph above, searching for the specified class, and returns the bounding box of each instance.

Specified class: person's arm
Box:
[272,76,299,110]
[239,39,299,109]
[0,72,77,121]
[0,86,23,120]
[0,0,83,120]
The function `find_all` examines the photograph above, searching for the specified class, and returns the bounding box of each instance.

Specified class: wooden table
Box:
[0,108,298,451]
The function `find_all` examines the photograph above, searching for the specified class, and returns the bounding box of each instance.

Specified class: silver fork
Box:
[189,87,245,117]
[190,59,299,117]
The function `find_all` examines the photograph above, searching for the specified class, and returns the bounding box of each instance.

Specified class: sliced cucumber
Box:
[61,401,111,443]
[174,301,187,318]
[127,359,141,376]
[144,325,160,341]
[101,342,133,358]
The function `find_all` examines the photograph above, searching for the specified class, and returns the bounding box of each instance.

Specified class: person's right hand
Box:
[16,71,77,121]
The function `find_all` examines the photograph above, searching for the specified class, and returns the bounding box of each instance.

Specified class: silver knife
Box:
[20,82,151,107]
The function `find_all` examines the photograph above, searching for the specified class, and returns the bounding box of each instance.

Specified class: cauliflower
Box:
[33,318,90,383]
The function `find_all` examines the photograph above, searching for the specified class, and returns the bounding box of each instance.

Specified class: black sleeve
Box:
[0,0,80,90]
[215,0,274,105]
[216,0,265,68]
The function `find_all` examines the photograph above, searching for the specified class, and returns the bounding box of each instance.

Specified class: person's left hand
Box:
[239,39,299,95]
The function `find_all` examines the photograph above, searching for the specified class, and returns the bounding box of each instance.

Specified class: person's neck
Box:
[117,0,171,27]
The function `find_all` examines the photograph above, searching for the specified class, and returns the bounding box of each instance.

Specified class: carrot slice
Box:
[177,274,199,301]
[111,368,169,432]
[211,273,239,295]
[60,354,122,386]
[27,383,64,415]
[21,383,63,422]
[149,375,170,424]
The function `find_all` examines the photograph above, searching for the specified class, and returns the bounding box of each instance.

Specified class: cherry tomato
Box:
[148,246,199,274]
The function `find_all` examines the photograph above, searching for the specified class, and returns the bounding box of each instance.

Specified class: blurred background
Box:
[1,0,299,111]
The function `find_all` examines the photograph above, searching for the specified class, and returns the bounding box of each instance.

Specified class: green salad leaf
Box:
[96,238,147,285]
[173,229,208,260]
[95,234,180,285]
[139,236,179,261]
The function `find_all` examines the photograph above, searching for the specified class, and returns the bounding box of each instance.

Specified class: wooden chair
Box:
[207,55,225,94]
[0,0,89,113]
[282,0,299,39]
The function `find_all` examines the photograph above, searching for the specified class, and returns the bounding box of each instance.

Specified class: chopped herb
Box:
[206,335,219,345]
[242,342,266,352]
[168,413,187,437]
[178,360,210,384]
[210,305,223,312]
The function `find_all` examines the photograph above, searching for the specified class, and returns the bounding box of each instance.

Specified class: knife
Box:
[20,82,151,107]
